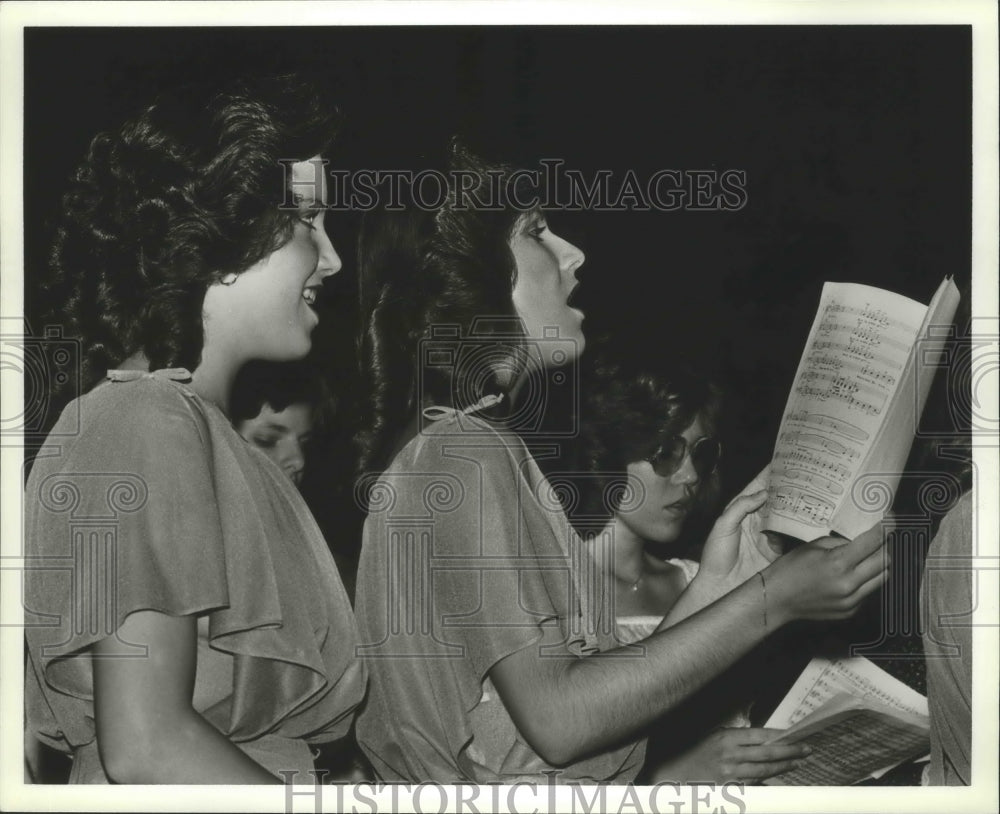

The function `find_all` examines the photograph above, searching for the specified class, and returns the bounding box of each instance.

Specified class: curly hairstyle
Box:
[356,142,538,477]
[46,73,341,397]
[573,356,724,532]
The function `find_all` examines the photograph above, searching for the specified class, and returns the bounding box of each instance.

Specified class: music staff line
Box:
[804,353,900,389]
[816,319,914,354]
[773,449,852,481]
[807,342,904,373]
[778,430,862,460]
[783,411,870,442]
[769,484,836,526]
[821,300,918,334]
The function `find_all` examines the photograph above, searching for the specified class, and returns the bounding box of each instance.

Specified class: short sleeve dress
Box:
[354,406,645,783]
[23,369,366,783]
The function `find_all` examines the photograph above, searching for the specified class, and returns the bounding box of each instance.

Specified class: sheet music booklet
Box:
[761,276,961,541]
[763,656,930,785]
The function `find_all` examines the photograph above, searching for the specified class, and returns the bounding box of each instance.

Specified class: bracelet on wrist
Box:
[757,570,768,629]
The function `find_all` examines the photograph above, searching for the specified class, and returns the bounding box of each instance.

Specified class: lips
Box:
[665,501,691,514]
[302,285,320,307]
[566,283,584,314]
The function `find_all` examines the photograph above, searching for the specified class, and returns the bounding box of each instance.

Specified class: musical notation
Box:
[821,301,916,333]
[763,282,945,539]
[811,340,904,371]
[769,486,835,527]
[778,431,861,460]
[816,316,913,355]
[794,375,887,416]
[784,411,870,442]
[773,448,851,480]
[795,292,919,421]
[859,362,896,387]
[781,467,844,496]
[782,658,928,728]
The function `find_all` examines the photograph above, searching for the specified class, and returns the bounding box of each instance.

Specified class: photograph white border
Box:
[2,2,996,812]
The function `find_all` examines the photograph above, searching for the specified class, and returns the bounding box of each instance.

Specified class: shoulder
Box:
[664,557,700,584]
[928,490,974,558]
[368,415,530,519]
[397,413,529,474]
[70,373,210,457]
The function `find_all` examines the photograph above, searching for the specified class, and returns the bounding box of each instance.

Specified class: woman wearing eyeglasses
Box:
[576,360,801,784]
[578,362,725,625]
[354,144,892,784]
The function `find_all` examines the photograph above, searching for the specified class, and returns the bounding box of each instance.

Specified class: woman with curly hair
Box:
[575,359,801,784]
[352,144,892,783]
[573,360,726,633]
[24,75,365,784]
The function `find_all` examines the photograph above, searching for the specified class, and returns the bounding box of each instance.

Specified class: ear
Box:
[221,272,238,286]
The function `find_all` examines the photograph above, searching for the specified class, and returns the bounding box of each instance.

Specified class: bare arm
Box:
[488,522,889,766]
[93,610,280,784]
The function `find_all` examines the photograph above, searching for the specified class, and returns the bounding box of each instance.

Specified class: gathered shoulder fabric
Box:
[24,370,365,782]
[355,410,645,783]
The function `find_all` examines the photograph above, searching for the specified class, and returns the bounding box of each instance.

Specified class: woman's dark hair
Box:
[230,359,333,432]
[572,356,724,533]
[356,142,537,477]
[47,74,340,396]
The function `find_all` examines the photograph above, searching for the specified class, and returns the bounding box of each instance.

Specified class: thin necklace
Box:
[617,565,644,592]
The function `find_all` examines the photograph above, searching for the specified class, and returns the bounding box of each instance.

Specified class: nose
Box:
[670,451,701,487]
[560,237,585,280]
[280,440,306,483]
[315,221,343,279]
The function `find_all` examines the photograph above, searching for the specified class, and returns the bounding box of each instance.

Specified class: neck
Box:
[506,342,548,416]
[116,350,150,372]
[600,514,648,585]
[507,363,531,411]
[190,340,243,416]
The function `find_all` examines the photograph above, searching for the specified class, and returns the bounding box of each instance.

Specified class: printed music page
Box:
[765,656,928,730]
[761,278,959,541]
[763,657,930,785]
[763,702,930,785]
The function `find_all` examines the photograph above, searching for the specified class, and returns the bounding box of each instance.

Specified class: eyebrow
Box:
[513,207,545,232]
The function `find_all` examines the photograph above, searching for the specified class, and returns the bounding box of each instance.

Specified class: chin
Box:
[264,339,311,361]
[648,523,684,545]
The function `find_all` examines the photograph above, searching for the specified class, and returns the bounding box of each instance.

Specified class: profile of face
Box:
[615,416,709,545]
[509,210,586,367]
[203,156,342,362]
[236,402,314,486]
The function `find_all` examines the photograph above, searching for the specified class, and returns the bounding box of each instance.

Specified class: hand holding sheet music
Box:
[762,657,930,785]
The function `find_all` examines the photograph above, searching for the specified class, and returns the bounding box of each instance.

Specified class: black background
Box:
[24,25,971,572]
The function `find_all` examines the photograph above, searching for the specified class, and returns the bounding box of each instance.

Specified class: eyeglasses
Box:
[646,435,722,480]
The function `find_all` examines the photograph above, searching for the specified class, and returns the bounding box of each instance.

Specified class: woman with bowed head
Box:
[353,144,891,784]
[24,75,365,784]
[575,359,810,783]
